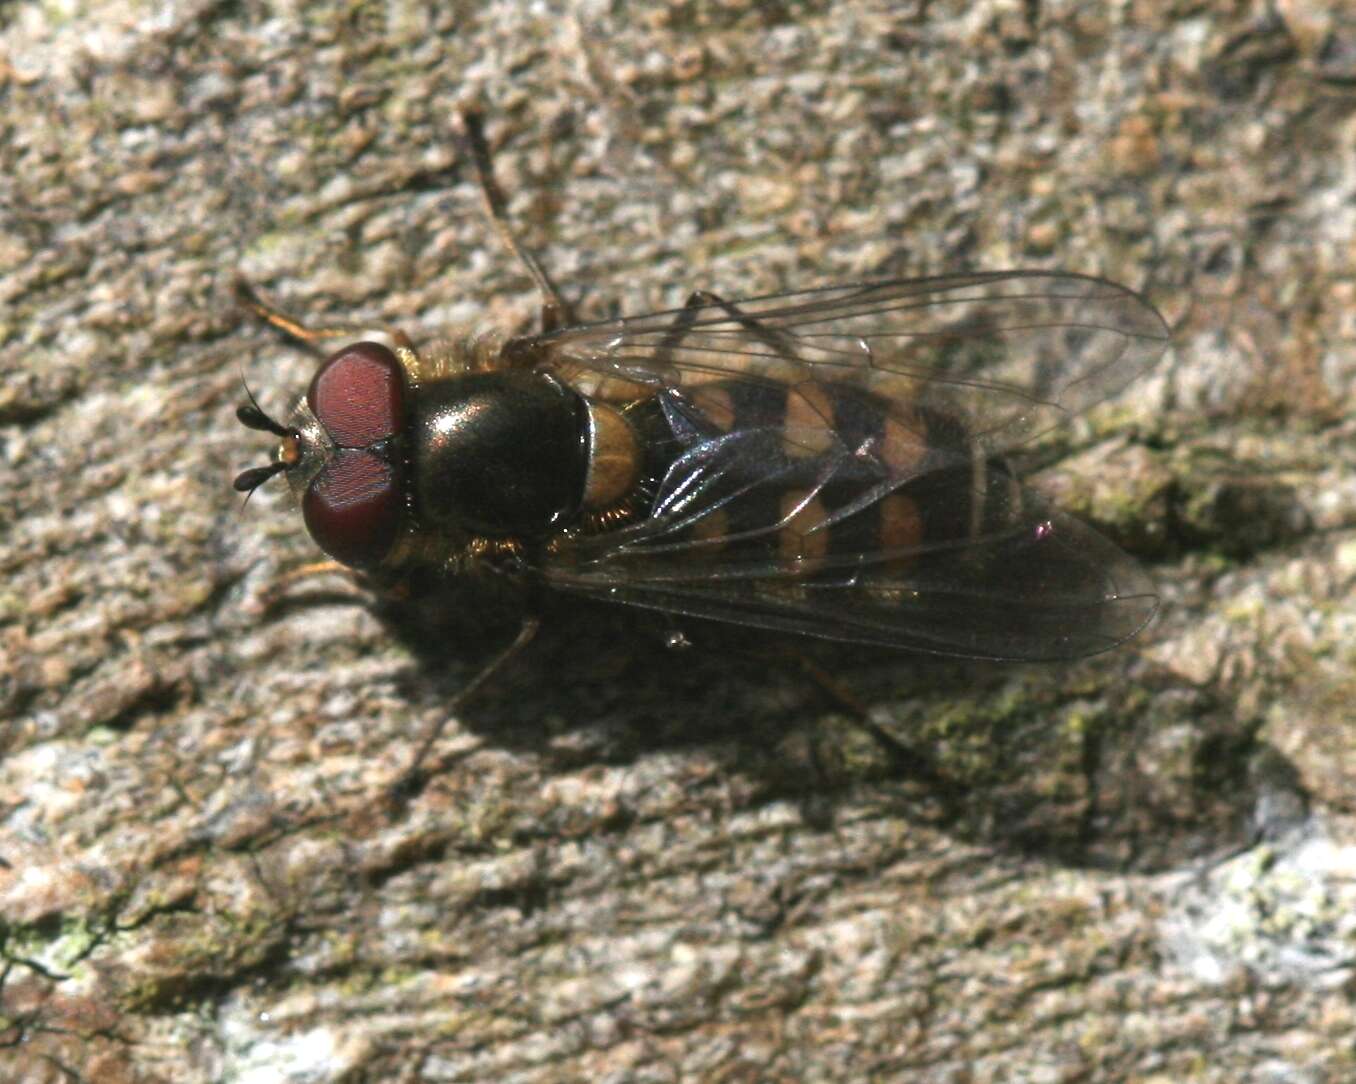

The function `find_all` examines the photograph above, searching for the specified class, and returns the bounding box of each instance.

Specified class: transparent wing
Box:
[540,421,1157,660]
[513,271,1170,454]
[514,271,1167,660]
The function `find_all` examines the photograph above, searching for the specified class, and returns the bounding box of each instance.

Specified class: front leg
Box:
[235,279,419,357]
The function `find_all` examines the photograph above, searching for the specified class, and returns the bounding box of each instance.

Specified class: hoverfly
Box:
[235,114,1169,741]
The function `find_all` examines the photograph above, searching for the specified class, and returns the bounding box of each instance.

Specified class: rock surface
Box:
[2,2,1355,1081]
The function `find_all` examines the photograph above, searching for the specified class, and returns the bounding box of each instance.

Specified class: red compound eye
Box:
[308,342,405,447]
[302,450,402,568]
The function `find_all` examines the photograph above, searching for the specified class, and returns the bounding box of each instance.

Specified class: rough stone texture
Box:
[2,1,1354,1081]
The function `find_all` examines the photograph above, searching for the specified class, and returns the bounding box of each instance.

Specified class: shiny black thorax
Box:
[410,371,589,538]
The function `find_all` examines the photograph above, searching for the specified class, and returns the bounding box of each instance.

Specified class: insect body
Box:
[235,117,1170,667]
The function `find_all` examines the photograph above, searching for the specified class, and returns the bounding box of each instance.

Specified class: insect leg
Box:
[790,650,871,718]
[647,289,805,378]
[650,288,805,372]
[234,279,419,356]
[453,110,575,334]
[260,560,351,602]
[241,561,380,623]
[386,614,542,806]
[789,649,958,803]
[683,289,802,357]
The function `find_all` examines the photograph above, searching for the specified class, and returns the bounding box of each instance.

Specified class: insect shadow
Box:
[364,580,1287,876]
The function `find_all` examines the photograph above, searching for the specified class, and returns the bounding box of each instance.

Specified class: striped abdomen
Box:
[611,378,1021,588]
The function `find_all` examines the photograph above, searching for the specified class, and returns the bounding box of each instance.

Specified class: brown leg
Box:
[453,111,575,334]
[234,279,419,356]
[255,560,355,609]
[791,650,872,719]
[386,614,542,807]
[648,289,713,367]
[648,289,802,373]
[683,289,800,355]
[787,648,951,797]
